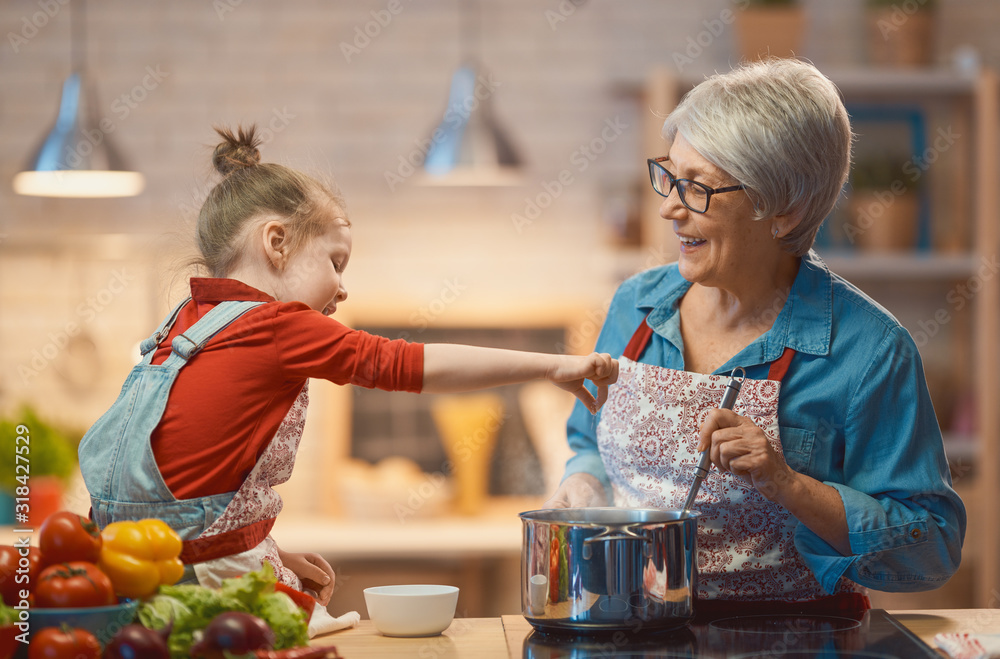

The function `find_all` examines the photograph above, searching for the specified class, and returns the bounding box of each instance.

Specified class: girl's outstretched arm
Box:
[421,345,618,413]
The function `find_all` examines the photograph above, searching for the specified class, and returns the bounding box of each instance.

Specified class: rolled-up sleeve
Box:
[564,398,610,491]
[275,306,424,392]
[795,326,966,593]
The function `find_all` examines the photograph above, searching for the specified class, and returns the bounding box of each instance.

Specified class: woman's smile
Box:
[677,232,707,252]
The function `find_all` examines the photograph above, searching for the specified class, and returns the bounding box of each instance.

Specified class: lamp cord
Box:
[71,0,86,74]
[459,0,480,69]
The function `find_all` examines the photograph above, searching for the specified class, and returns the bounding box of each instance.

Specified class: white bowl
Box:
[363,584,459,637]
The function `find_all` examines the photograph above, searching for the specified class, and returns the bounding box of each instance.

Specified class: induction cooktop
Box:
[522,609,941,658]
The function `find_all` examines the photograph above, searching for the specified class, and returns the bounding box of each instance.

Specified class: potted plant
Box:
[866,0,937,67]
[735,0,805,62]
[0,406,79,526]
[844,153,922,251]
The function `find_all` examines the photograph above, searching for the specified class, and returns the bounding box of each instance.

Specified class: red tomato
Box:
[27,626,101,659]
[34,561,116,608]
[0,545,41,606]
[38,512,102,566]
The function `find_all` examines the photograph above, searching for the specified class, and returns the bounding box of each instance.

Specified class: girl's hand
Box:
[277,549,336,606]
[542,473,609,509]
[548,353,619,413]
[697,408,798,502]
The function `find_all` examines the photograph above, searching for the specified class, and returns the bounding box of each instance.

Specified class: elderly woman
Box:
[544,59,965,616]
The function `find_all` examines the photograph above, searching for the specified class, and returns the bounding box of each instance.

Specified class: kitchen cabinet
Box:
[633,67,1000,608]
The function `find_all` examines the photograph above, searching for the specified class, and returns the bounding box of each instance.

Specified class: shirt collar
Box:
[641,250,833,364]
[189,277,276,303]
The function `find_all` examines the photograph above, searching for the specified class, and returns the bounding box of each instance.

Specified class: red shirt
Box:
[150,278,423,498]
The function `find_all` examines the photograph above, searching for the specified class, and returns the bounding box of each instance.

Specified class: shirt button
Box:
[910,528,922,539]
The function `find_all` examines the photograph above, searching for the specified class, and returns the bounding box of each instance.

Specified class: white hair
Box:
[662,58,853,256]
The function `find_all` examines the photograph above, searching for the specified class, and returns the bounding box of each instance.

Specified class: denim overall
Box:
[78,297,307,586]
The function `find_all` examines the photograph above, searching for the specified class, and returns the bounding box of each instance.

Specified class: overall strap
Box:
[139,297,192,361]
[622,313,796,383]
[767,346,795,382]
[160,300,266,369]
[622,313,655,361]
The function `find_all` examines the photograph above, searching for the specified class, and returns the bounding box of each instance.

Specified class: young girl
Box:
[77,125,617,633]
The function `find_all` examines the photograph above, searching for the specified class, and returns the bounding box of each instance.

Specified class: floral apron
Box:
[81,298,361,635]
[189,384,310,591]
[80,298,306,590]
[596,316,866,610]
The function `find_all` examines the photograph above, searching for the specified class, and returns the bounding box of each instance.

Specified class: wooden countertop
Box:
[310,617,509,658]
[311,609,995,657]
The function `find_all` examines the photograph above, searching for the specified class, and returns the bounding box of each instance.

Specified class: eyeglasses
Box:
[647,157,745,214]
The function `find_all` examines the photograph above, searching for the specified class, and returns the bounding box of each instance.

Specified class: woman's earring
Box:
[772,227,779,239]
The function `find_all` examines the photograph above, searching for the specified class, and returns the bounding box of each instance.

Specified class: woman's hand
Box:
[548,353,619,414]
[697,408,852,556]
[542,473,609,509]
[697,408,797,502]
[276,548,336,606]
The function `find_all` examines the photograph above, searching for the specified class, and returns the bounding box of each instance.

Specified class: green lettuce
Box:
[0,601,17,626]
[136,562,309,659]
[255,590,310,648]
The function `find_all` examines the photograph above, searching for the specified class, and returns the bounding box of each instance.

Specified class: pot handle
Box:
[582,524,652,559]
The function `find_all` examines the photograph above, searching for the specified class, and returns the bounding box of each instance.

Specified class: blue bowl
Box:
[28,599,139,646]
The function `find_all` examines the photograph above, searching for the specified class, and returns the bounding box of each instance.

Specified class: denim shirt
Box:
[565,250,966,594]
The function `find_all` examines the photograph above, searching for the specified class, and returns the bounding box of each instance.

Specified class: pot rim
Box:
[519,506,700,526]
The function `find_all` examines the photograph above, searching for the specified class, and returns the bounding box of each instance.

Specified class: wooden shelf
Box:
[943,433,978,462]
[826,68,980,96]
[817,251,977,280]
[637,67,1000,608]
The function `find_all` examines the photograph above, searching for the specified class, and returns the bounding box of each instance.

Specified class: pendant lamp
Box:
[420,0,522,186]
[12,0,144,198]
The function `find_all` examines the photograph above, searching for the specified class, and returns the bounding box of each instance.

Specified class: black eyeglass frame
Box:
[647,156,746,214]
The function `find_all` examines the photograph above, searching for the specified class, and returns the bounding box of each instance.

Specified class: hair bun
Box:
[212,124,262,175]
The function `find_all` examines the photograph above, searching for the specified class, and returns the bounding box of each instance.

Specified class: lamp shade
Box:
[13,73,145,198]
[421,65,522,187]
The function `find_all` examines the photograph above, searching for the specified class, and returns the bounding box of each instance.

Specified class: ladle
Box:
[681,367,745,516]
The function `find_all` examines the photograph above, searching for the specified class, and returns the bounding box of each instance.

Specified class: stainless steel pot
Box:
[520,507,699,634]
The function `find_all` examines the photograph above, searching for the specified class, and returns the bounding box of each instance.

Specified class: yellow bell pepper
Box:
[98,518,184,599]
